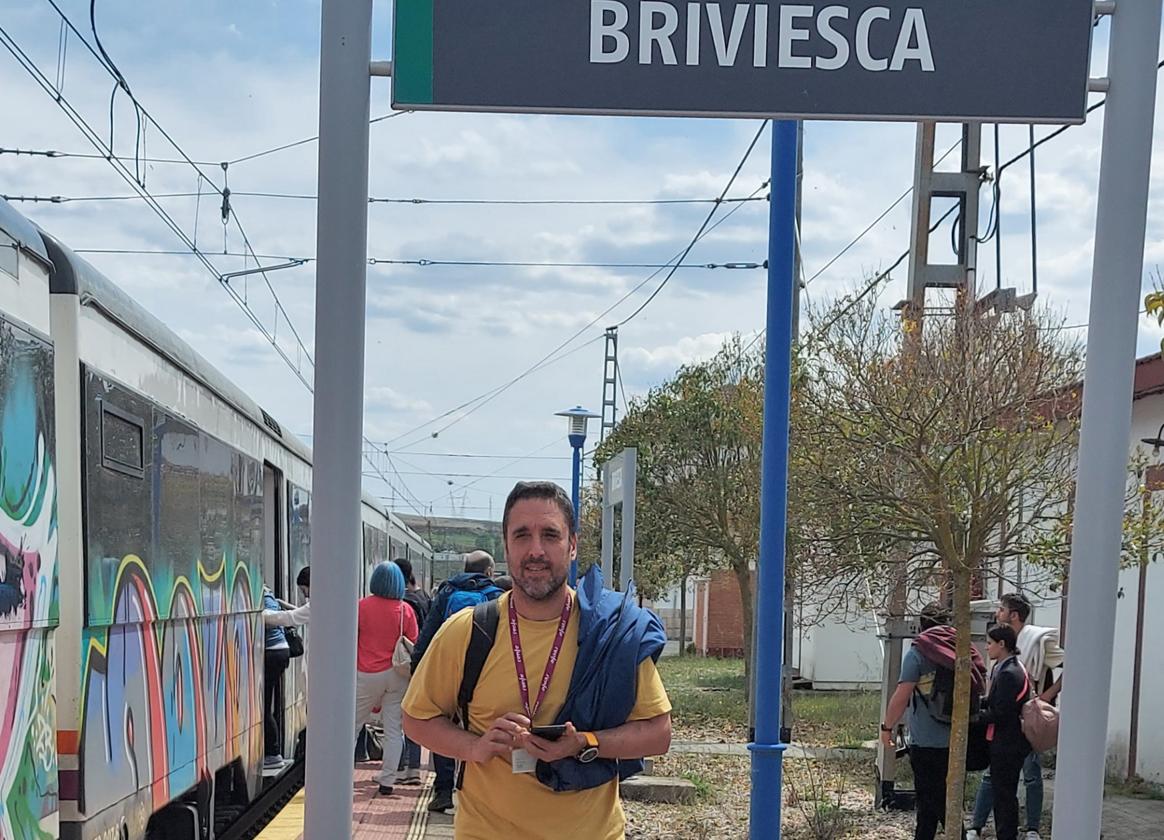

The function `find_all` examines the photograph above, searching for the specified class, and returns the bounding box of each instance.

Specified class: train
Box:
[0,197,433,840]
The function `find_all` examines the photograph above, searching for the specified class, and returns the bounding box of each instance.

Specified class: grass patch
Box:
[658,657,884,746]
[792,689,880,748]
[680,770,714,799]
[657,656,748,736]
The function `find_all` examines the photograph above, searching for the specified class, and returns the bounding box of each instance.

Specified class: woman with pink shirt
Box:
[354,561,418,795]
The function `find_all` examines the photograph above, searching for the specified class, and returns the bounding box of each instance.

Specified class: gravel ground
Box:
[623,752,917,839]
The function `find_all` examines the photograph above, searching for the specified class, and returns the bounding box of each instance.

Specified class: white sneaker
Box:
[965,831,982,840]
[1026,832,1042,840]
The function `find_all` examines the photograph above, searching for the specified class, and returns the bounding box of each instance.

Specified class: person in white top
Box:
[263,566,312,628]
[966,593,1064,840]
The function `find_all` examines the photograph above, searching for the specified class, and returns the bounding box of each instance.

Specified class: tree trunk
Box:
[782,573,795,735]
[944,565,974,840]
[732,561,754,700]
[679,573,688,656]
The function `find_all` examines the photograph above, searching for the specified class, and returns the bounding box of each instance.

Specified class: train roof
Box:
[34,222,413,528]
[0,198,51,266]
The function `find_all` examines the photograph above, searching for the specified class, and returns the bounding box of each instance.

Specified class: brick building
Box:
[693,569,752,657]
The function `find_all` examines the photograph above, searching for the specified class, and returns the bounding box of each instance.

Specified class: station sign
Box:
[393,0,1094,122]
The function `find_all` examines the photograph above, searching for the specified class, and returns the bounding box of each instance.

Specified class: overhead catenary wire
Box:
[383,177,771,453]
[803,138,963,288]
[742,203,962,357]
[360,450,571,460]
[423,437,569,505]
[64,247,763,271]
[1,190,768,208]
[0,117,410,169]
[226,110,410,165]
[616,120,769,327]
[2,13,427,512]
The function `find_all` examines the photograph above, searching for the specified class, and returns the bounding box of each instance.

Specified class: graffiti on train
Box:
[83,370,266,627]
[0,318,59,840]
[77,554,263,817]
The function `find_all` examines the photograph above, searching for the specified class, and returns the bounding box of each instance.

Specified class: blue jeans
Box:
[433,752,456,795]
[970,751,1044,832]
[398,735,422,771]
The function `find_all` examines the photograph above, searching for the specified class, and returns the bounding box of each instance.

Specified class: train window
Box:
[100,401,145,478]
[0,230,17,279]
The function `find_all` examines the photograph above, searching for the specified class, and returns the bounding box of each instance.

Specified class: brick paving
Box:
[1043,776,1164,839]
[257,762,450,840]
[1098,794,1163,837]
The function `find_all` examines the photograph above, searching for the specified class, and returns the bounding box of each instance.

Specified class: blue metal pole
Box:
[568,435,583,585]
[749,119,797,837]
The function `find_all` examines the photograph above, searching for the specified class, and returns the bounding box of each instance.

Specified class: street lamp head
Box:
[1141,422,1164,454]
[555,405,601,442]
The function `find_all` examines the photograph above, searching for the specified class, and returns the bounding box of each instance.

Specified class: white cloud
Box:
[621,331,743,390]
[364,386,432,415]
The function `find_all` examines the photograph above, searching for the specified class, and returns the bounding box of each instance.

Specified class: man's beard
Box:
[514,564,567,601]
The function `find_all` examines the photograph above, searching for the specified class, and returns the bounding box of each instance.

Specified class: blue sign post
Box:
[748,119,797,837]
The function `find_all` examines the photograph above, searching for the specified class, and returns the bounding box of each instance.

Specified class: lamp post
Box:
[556,406,600,585]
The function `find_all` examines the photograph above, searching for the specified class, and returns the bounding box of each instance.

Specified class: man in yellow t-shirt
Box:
[402,481,672,840]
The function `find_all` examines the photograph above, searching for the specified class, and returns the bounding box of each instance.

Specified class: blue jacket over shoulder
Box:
[535,565,667,792]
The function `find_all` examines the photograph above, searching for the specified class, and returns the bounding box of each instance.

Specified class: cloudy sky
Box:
[2,2,1162,521]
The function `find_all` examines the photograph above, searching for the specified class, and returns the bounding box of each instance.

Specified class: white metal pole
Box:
[1054,2,1162,835]
[305,0,372,836]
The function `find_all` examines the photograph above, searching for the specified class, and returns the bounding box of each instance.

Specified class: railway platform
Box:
[257,763,453,840]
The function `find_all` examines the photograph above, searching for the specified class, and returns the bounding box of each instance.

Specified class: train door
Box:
[261,464,286,764]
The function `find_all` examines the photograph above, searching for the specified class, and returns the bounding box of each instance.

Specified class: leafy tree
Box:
[596,336,764,679]
[793,288,1083,840]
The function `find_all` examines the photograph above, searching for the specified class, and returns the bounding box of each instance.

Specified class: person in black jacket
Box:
[979,624,1033,840]
[395,557,432,784]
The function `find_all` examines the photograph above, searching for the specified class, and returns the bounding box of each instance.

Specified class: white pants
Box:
[354,667,409,787]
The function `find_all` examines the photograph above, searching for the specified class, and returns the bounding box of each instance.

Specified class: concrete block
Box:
[620,775,698,805]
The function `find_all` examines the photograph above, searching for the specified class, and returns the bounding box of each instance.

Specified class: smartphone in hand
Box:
[529,724,567,741]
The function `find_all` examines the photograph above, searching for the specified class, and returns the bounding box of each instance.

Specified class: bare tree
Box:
[792,287,1082,839]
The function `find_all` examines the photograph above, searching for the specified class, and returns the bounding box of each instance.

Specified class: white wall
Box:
[1016,389,1164,782]
[795,609,883,690]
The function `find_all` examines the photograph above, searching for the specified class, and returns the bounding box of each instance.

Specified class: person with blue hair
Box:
[355,561,418,795]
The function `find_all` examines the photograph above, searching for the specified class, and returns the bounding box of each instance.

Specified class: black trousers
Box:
[990,744,1031,840]
[264,648,291,757]
[909,746,949,840]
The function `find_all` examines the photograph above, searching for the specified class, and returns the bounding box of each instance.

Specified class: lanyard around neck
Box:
[508,594,572,720]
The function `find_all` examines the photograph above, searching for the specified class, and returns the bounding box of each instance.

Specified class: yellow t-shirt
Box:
[402,590,671,840]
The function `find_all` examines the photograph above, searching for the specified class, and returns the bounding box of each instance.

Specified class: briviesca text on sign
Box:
[590,2,935,71]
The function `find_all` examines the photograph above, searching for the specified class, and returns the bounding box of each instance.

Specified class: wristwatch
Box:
[880,724,893,733]
[577,731,600,763]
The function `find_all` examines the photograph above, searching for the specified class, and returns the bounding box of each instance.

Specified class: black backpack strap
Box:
[455,598,500,789]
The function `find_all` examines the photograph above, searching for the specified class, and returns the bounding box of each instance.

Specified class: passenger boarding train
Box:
[0,197,432,840]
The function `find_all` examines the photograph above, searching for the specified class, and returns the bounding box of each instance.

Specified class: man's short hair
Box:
[296,566,310,588]
[999,592,1032,622]
[464,550,494,575]
[395,557,415,586]
[919,602,951,630]
[501,481,574,537]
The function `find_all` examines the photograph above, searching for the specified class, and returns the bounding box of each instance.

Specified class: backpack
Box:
[453,599,502,789]
[917,662,980,725]
[445,584,503,620]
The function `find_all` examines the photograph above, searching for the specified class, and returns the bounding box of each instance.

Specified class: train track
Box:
[218,760,305,840]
